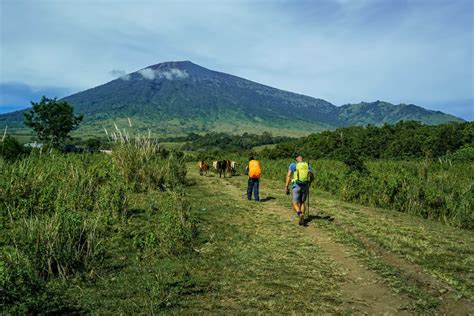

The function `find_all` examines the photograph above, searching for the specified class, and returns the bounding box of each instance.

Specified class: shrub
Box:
[0,135,28,161]
[442,145,474,163]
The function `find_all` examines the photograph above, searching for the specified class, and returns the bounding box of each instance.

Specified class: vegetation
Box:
[0,140,196,313]
[23,96,83,148]
[1,116,472,313]
[0,135,29,161]
[182,131,293,152]
[209,168,474,311]
[261,121,473,161]
[242,158,472,229]
[0,62,463,137]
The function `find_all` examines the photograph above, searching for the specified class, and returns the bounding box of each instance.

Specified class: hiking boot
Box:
[298,215,305,226]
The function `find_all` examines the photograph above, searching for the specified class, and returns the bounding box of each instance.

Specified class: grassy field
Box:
[1,147,473,314]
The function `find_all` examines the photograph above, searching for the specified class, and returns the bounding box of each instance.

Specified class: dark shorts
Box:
[292,183,308,203]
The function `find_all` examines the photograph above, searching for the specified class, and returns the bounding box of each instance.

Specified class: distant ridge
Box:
[0,61,464,136]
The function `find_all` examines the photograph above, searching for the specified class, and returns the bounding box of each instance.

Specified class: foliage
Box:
[182,131,293,152]
[262,121,474,161]
[1,153,127,219]
[253,158,473,229]
[343,151,369,174]
[0,144,192,313]
[84,137,102,152]
[24,96,83,148]
[136,190,197,256]
[441,144,474,163]
[0,135,28,161]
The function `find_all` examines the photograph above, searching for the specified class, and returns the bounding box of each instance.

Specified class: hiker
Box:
[246,156,261,202]
[285,154,314,223]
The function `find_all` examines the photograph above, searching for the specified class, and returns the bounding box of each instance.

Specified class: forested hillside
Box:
[261,121,473,161]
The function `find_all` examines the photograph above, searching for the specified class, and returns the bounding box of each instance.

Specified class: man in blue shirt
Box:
[285,154,314,224]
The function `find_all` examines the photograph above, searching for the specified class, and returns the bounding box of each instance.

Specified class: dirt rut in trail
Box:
[326,217,474,315]
[198,172,416,314]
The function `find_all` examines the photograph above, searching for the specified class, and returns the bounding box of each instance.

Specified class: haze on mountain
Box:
[0,61,463,137]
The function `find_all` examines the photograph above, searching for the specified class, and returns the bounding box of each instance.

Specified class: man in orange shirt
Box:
[246,156,261,202]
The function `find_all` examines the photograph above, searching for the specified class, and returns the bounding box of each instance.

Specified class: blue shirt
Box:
[288,162,313,187]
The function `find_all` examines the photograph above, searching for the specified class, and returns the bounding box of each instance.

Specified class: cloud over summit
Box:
[138,68,189,80]
[110,69,131,80]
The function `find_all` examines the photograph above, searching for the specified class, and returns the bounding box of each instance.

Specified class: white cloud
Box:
[138,67,189,80]
[138,68,156,80]
[110,69,130,80]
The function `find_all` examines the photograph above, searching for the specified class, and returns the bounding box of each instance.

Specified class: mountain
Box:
[337,101,463,126]
[0,61,464,137]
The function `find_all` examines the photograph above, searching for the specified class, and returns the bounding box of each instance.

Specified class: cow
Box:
[226,160,237,176]
[198,160,209,176]
[230,161,237,176]
[226,160,232,176]
[216,160,227,178]
[212,160,218,171]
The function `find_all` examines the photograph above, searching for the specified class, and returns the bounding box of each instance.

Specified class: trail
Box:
[184,168,474,314]
[206,172,412,314]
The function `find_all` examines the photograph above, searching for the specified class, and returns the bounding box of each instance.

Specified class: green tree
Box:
[24,96,83,148]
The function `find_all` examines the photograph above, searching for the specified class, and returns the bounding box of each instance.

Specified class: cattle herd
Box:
[198,160,237,178]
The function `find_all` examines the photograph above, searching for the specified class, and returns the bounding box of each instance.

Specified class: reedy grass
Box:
[1,131,193,313]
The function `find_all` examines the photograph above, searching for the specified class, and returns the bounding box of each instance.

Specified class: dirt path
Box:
[211,173,415,314]
[188,167,474,314]
[187,169,427,314]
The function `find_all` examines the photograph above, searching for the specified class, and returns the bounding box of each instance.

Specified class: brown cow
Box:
[198,160,209,176]
[226,160,237,176]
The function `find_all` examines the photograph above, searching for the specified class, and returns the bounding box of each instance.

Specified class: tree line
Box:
[182,131,293,152]
[260,121,473,161]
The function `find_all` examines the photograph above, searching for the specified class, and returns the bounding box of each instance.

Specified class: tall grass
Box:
[1,152,127,219]
[109,129,187,192]
[0,134,193,313]
[247,158,473,229]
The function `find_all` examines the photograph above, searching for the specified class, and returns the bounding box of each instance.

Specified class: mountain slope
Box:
[0,61,464,136]
[337,101,463,125]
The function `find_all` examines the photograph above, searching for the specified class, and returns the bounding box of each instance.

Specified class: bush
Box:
[343,151,369,174]
[0,142,196,313]
[442,145,474,163]
[0,135,28,161]
[1,246,82,313]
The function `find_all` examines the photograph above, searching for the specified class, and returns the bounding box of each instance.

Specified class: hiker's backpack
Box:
[248,160,261,178]
[293,162,309,184]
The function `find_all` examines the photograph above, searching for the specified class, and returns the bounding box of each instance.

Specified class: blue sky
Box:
[1,0,473,120]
